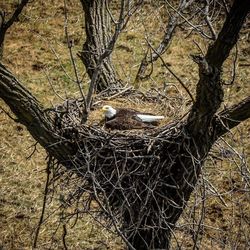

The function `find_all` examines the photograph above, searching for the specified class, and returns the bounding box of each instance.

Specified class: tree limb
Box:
[0,0,29,59]
[135,0,194,81]
[187,0,249,137]
[4,0,29,30]
[213,96,250,139]
[0,63,75,161]
[206,0,250,68]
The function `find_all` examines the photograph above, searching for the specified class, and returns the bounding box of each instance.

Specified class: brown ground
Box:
[0,1,249,249]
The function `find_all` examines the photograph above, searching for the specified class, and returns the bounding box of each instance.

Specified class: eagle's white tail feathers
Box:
[137,114,164,122]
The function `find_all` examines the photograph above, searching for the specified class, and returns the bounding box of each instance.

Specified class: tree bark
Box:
[0,64,75,162]
[187,0,249,138]
[79,0,119,92]
[213,96,250,140]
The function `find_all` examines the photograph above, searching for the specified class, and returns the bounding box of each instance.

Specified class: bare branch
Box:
[0,63,75,161]
[206,0,250,68]
[0,105,19,122]
[33,156,52,248]
[147,40,195,103]
[0,0,29,59]
[136,0,194,81]
[3,0,29,30]
[63,0,87,111]
[203,0,217,40]
[213,96,250,139]
[187,0,249,136]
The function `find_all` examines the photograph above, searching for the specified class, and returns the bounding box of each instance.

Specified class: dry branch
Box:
[135,0,194,81]
[187,0,250,138]
[0,64,75,162]
[213,96,250,139]
[0,0,29,59]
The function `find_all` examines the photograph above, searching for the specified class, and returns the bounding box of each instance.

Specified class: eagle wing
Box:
[105,108,164,130]
[105,116,154,130]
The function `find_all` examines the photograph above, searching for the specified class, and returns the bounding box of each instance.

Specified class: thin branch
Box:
[203,0,217,40]
[0,105,19,122]
[193,40,205,56]
[0,0,29,59]
[147,40,195,103]
[34,32,77,84]
[26,142,39,160]
[85,0,136,112]
[44,68,65,101]
[136,0,195,81]
[222,0,230,14]
[102,86,133,100]
[33,156,52,248]
[62,224,68,250]
[3,0,29,30]
[63,0,86,110]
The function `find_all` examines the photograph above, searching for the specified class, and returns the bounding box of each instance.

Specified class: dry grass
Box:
[0,0,249,249]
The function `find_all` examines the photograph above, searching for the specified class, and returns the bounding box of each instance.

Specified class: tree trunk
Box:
[126,0,250,248]
[0,0,249,249]
[79,0,118,92]
[120,131,210,249]
[0,63,249,249]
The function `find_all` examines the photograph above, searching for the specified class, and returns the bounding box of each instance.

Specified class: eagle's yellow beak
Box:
[102,106,109,112]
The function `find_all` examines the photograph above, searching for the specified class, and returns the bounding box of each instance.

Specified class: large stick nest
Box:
[48,96,191,243]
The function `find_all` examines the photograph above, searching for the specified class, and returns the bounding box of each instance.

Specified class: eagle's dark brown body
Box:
[105,108,160,130]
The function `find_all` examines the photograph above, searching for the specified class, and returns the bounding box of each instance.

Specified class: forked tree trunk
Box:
[125,0,250,248]
[79,0,118,92]
[0,0,249,249]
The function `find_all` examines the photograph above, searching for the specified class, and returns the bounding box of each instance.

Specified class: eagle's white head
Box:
[102,105,117,118]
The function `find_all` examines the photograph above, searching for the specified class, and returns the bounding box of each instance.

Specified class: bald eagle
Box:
[102,105,164,130]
